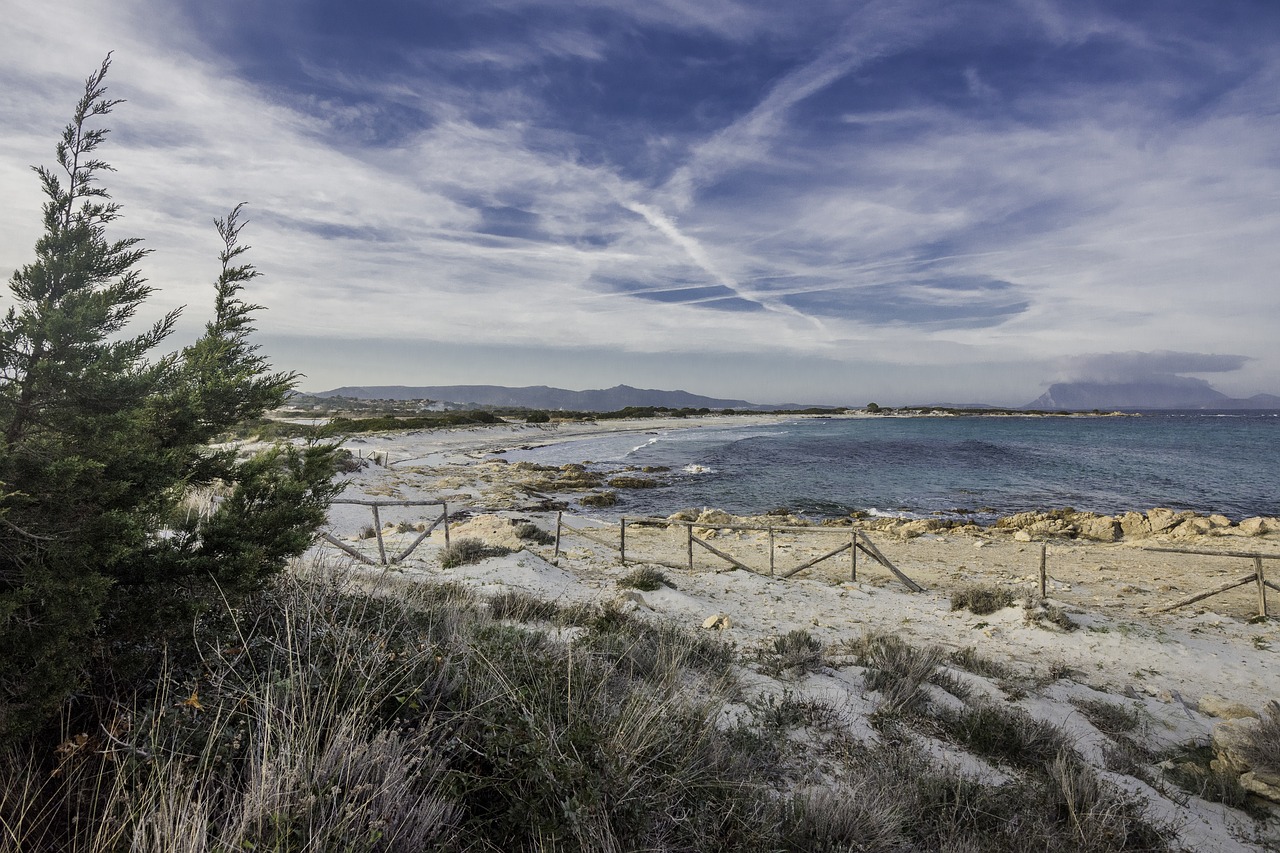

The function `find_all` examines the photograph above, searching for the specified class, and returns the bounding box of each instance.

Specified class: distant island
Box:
[1027,381,1280,410]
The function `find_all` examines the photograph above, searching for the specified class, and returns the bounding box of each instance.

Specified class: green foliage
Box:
[0,58,338,738]
[513,521,554,545]
[524,411,551,423]
[936,700,1071,770]
[0,568,1172,851]
[950,582,1018,615]
[617,566,675,591]
[846,631,946,716]
[439,538,513,569]
[757,629,825,676]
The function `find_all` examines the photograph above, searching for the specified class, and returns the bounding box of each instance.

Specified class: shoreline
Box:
[327,412,1280,532]
[315,413,1280,848]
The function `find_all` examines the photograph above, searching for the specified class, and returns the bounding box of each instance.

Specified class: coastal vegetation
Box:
[0,57,338,740]
[1,567,1187,850]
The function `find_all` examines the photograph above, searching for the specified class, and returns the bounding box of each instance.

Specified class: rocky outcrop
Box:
[665,505,1277,546]
[1200,695,1261,721]
[1119,511,1152,539]
[1208,706,1280,806]
[982,508,1278,544]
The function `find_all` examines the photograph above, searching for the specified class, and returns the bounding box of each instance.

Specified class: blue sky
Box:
[2,0,1279,405]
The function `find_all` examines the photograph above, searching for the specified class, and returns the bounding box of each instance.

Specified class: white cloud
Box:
[2,0,1278,404]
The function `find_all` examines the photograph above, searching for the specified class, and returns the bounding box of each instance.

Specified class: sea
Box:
[497,412,1280,523]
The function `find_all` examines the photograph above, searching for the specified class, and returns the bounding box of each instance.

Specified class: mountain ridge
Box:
[310,383,803,411]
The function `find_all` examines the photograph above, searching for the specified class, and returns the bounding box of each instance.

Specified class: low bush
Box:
[757,629,825,677]
[1240,699,1280,779]
[514,522,554,545]
[949,646,1016,680]
[439,538,514,569]
[1072,697,1142,737]
[1026,598,1081,631]
[617,567,676,591]
[950,583,1018,615]
[488,590,561,623]
[846,631,945,716]
[1159,743,1254,811]
[0,567,1173,852]
[936,700,1071,770]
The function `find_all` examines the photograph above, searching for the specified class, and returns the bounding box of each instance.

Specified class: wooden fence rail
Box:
[1146,547,1278,617]
[321,498,451,566]
[554,512,923,592]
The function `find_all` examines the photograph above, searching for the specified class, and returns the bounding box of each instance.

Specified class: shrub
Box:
[950,583,1017,615]
[1071,697,1142,737]
[1240,700,1280,779]
[617,567,675,592]
[948,646,1016,680]
[936,700,1071,770]
[1026,598,1081,631]
[488,590,560,622]
[439,538,513,569]
[525,411,550,424]
[514,522,554,545]
[1159,743,1255,811]
[757,630,825,677]
[846,631,945,716]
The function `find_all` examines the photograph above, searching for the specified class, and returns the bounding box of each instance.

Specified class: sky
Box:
[2,0,1279,406]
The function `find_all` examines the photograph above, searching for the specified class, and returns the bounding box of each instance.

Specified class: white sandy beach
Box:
[305,414,1279,852]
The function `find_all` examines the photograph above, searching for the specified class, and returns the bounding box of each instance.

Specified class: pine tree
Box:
[0,56,339,737]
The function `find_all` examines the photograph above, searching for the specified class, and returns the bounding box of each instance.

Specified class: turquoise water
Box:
[498,412,1280,522]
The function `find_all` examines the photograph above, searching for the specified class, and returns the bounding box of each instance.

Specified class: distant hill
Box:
[311,384,798,411]
[1027,381,1280,410]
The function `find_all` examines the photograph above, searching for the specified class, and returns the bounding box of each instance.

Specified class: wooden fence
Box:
[320,498,450,566]
[1146,547,1278,618]
[554,513,923,592]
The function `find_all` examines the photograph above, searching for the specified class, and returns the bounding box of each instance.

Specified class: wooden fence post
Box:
[370,504,387,565]
[555,511,562,558]
[620,518,627,566]
[442,501,450,547]
[1257,556,1268,618]
[1039,544,1047,599]
[686,524,693,571]
[769,528,776,577]
[850,529,857,582]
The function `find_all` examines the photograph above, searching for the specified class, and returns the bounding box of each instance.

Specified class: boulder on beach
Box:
[1172,517,1214,538]
[1239,516,1278,536]
[1147,507,1189,534]
[1077,515,1120,542]
[696,509,735,527]
[1120,511,1152,539]
[1210,717,1258,776]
